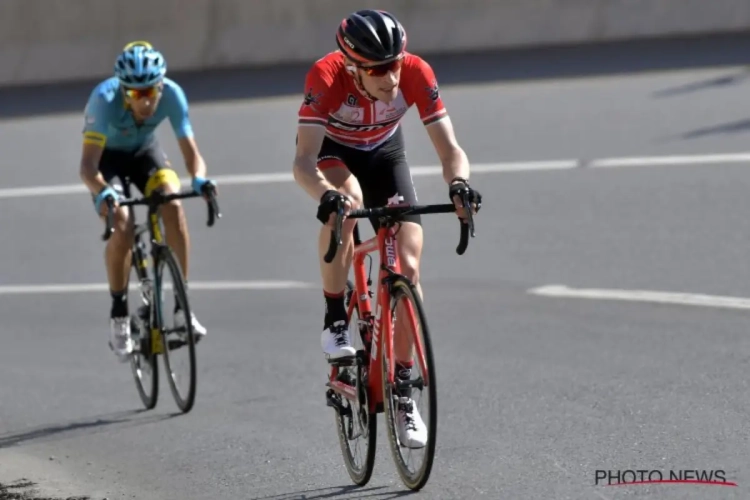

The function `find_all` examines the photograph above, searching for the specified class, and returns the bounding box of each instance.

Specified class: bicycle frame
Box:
[120,179,171,357]
[324,193,479,489]
[327,210,449,414]
[326,222,397,414]
[102,176,220,356]
[133,193,170,357]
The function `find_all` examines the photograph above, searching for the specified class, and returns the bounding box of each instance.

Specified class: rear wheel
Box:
[333,280,377,486]
[155,245,197,413]
[129,243,158,410]
[130,311,158,410]
[382,276,438,491]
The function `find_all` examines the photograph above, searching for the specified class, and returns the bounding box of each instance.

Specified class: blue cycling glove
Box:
[94,186,120,214]
[192,176,216,195]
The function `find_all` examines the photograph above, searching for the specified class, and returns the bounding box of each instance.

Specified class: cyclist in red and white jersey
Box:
[293,10,481,448]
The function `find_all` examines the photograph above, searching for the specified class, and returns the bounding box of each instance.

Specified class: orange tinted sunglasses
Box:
[123,85,161,100]
[360,58,403,77]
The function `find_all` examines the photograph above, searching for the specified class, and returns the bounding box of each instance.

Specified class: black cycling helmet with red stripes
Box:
[336,10,407,65]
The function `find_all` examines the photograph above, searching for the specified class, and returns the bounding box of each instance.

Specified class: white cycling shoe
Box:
[109,317,134,362]
[396,396,428,449]
[174,309,207,338]
[321,320,356,360]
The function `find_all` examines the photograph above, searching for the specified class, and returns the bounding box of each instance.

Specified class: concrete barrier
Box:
[1,0,750,87]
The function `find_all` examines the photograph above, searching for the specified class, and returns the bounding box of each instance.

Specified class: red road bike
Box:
[324,191,479,490]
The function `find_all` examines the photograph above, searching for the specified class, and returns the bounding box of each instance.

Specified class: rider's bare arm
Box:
[80,95,110,195]
[426,116,470,185]
[293,125,335,202]
[168,82,206,182]
[402,54,470,186]
[79,140,107,195]
[178,136,207,180]
[294,59,342,202]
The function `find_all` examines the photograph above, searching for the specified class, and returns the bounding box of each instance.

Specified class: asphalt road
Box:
[1,34,750,499]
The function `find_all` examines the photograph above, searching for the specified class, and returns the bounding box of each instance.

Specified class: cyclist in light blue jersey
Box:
[79,41,216,361]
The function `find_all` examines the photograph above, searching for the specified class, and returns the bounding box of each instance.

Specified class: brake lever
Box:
[204,187,221,227]
[455,188,478,255]
[101,197,115,241]
[323,198,346,264]
[462,190,476,238]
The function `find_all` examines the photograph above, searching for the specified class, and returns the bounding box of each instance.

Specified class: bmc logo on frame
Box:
[595,469,737,487]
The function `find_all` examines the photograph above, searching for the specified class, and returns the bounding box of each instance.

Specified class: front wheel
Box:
[154,245,197,413]
[382,276,438,491]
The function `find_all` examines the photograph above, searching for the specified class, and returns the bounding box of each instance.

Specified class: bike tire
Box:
[129,242,158,410]
[382,276,438,491]
[130,313,159,410]
[334,280,377,486]
[155,245,197,413]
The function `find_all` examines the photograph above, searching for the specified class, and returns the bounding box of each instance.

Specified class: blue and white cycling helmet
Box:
[114,41,167,88]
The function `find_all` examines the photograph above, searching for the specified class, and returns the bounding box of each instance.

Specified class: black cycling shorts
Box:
[97,139,172,198]
[316,127,420,231]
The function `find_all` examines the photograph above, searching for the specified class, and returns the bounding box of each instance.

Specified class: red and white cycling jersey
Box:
[298,51,448,151]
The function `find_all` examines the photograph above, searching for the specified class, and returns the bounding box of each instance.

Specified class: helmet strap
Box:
[353,71,378,102]
[344,58,379,101]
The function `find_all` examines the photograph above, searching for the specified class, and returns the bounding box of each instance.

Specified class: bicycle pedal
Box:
[336,370,356,386]
[327,356,356,366]
[325,389,340,407]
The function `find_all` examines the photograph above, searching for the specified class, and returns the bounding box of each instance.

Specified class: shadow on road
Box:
[652,67,750,98]
[1,31,750,120]
[0,479,90,500]
[0,408,180,450]
[680,118,750,140]
[250,485,416,500]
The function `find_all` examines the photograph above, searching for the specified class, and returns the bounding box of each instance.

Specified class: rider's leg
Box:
[319,163,363,360]
[394,226,430,449]
[393,220,423,367]
[391,219,429,448]
[362,128,424,374]
[135,145,191,280]
[364,127,428,447]
[145,169,191,281]
[104,202,136,303]
[95,152,137,360]
[102,201,136,360]
[135,144,206,337]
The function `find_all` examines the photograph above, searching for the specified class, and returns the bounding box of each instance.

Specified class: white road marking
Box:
[408,160,579,177]
[589,153,750,168]
[0,280,315,295]
[190,172,294,185]
[0,152,748,200]
[528,284,750,311]
[0,184,88,198]
[0,162,578,199]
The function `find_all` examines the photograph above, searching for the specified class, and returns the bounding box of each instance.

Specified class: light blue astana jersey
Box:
[82,77,193,151]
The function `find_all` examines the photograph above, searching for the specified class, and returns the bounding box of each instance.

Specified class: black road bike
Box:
[101,177,220,413]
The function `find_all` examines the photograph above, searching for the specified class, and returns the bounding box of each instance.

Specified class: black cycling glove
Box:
[449,178,482,212]
[317,189,348,224]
